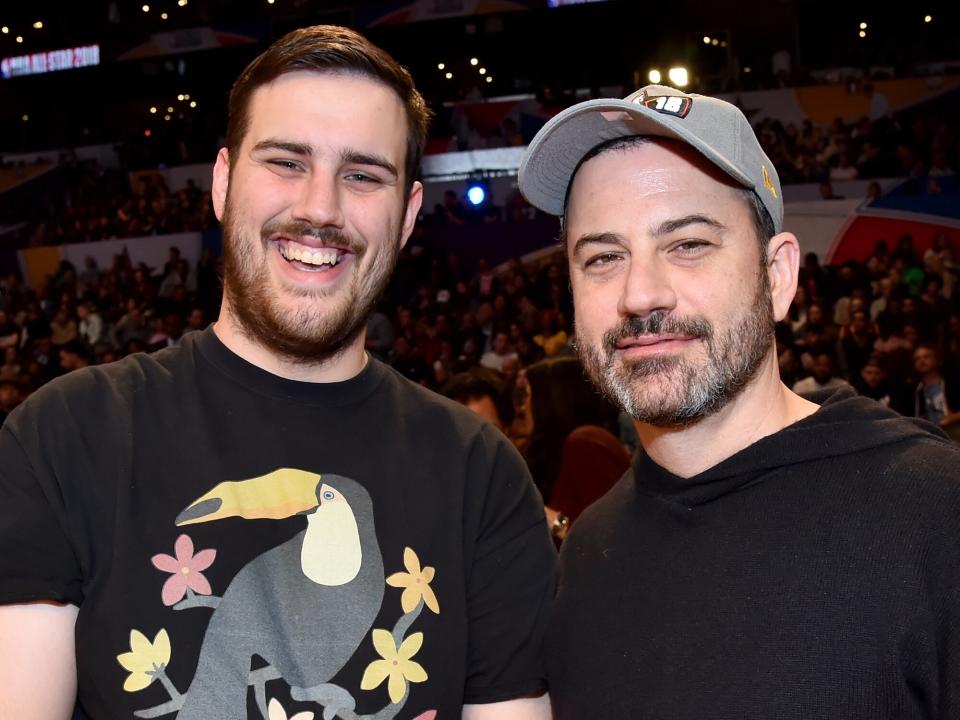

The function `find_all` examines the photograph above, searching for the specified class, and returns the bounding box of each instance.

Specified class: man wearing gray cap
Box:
[519,85,960,718]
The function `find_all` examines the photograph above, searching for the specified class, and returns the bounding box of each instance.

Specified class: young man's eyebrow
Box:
[250,139,312,156]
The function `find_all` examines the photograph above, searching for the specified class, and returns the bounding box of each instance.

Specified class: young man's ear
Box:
[399,181,423,250]
[211,148,230,222]
[766,231,800,322]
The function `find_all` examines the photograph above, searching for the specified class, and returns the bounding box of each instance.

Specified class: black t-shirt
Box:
[548,389,960,719]
[0,328,556,719]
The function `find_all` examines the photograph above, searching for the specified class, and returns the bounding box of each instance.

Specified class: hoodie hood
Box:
[636,387,952,507]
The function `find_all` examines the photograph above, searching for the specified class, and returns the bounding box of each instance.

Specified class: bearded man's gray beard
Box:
[575,271,775,427]
[220,203,400,365]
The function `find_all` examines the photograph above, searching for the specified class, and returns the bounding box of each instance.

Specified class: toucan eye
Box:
[322,491,335,500]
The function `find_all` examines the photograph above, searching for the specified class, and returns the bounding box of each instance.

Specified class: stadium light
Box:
[178,0,188,6]
[711,38,719,46]
[445,72,453,79]
[648,69,662,83]
[167,106,174,112]
[33,21,43,30]
[150,106,157,114]
[479,67,486,75]
[703,36,710,44]
[142,5,150,13]
[466,179,489,207]
[190,101,197,108]
[859,22,867,29]
[470,58,478,66]
[15,35,23,43]
[1,27,9,34]
[161,12,168,19]
[924,15,932,22]
[668,67,689,87]
[486,76,492,83]
[744,67,752,73]
[21,114,28,122]
[859,30,866,38]
[437,62,445,70]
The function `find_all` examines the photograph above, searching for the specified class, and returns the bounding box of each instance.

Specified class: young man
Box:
[519,84,960,718]
[0,26,555,720]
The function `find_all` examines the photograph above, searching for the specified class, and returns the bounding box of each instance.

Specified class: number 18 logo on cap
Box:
[635,94,692,119]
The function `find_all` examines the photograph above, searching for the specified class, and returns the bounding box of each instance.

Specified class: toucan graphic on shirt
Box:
[115,469,440,720]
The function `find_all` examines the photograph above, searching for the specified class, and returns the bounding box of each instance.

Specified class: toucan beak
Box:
[176,468,322,526]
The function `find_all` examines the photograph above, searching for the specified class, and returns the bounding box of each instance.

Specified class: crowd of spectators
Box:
[3,226,960,495]
[754,96,957,187]
[4,95,956,251]
[7,159,218,249]
[1,84,959,519]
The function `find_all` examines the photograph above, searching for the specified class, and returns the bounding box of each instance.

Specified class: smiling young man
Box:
[0,27,555,720]
[519,85,960,718]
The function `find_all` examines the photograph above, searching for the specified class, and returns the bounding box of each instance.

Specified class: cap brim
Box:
[519,98,755,216]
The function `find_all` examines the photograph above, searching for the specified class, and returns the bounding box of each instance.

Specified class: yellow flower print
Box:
[360,629,428,704]
[267,697,315,720]
[116,629,171,692]
[386,547,440,614]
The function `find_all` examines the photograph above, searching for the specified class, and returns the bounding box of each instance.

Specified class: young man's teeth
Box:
[280,243,341,267]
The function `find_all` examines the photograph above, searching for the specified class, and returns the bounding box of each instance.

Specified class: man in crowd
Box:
[0,25,554,720]
[519,83,960,717]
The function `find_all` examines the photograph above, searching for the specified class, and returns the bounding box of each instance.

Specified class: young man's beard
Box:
[576,268,775,427]
[220,203,400,366]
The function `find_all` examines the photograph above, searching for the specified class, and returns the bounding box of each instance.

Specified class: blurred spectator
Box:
[913,345,960,432]
[792,353,853,395]
[442,368,515,433]
[480,331,518,372]
[77,302,104,348]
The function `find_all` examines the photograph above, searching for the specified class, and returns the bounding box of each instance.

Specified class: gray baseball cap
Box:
[518,84,783,232]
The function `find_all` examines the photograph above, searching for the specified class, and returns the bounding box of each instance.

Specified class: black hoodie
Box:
[547,388,960,719]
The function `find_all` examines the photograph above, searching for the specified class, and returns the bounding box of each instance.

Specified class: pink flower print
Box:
[151,534,216,606]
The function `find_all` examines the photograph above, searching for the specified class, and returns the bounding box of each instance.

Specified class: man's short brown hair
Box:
[226,25,431,188]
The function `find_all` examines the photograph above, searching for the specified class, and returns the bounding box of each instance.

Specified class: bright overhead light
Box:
[1,27,8,34]
[648,69,662,84]
[189,101,197,108]
[668,67,689,87]
[479,67,486,75]
[859,30,866,38]
[33,21,42,29]
[437,62,445,70]
[178,0,188,6]
[703,36,711,44]
[15,35,23,43]
[445,72,453,79]
[142,4,150,12]
[164,114,171,121]
[859,21,867,29]
[470,57,478,66]
[161,12,168,19]
[184,94,190,100]
[150,106,157,114]
[21,114,28,122]
[167,106,174,112]
[485,76,492,83]
[711,38,719,46]
[744,66,752,73]
[924,14,932,22]
[267,0,275,4]
[177,94,184,101]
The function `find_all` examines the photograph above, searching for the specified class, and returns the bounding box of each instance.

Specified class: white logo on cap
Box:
[635,95,692,118]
